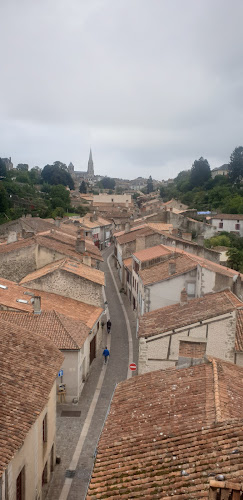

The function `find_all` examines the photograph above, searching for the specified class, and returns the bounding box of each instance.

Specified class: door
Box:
[90,336,96,365]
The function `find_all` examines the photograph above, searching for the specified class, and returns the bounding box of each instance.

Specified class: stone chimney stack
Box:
[55,218,61,227]
[7,231,17,244]
[32,296,41,314]
[76,229,86,254]
[169,260,176,275]
[125,222,131,233]
[197,234,204,246]
[180,288,188,306]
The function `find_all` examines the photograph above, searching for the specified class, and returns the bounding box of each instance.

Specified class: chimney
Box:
[83,255,92,267]
[32,296,41,314]
[7,231,17,244]
[180,288,188,306]
[55,218,61,227]
[197,234,204,246]
[169,260,176,275]
[172,228,178,237]
[125,222,131,233]
[76,229,86,253]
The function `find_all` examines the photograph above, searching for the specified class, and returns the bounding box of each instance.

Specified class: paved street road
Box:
[46,246,138,500]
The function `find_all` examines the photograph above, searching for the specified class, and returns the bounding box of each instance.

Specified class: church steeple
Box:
[87,149,94,177]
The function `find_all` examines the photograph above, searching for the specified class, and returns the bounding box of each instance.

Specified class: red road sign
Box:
[129,363,137,371]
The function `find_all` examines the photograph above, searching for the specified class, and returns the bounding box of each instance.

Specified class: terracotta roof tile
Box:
[211,213,243,220]
[123,258,132,271]
[236,309,243,351]
[87,359,243,499]
[133,244,172,263]
[139,254,197,285]
[139,290,242,338]
[19,258,105,286]
[115,226,157,245]
[0,310,90,349]
[147,223,173,232]
[0,319,63,478]
[0,277,103,328]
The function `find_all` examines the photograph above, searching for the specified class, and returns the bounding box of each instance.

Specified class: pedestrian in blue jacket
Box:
[103,347,110,364]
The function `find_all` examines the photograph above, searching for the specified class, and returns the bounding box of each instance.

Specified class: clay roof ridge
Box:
[212,359,223,423]
[53,310,81,349]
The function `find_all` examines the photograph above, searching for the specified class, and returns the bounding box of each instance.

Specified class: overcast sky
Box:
[1,0,243,180]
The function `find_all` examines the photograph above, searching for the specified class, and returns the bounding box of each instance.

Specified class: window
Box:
[42,462,48,485]
[43,414,47,443]
[134,261,139,274]
[97,322,99,332]
[16,467,25,500]
[235,223,240,230]
[219,221,223,228]
[186,282,196,297]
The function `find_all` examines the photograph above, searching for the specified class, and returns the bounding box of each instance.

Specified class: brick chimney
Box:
[169,260,176,275]
[180,288,188,306]
[76,229,86,253]
[55,218,61,227]
[125,222,131,233]
[32,296,41,314]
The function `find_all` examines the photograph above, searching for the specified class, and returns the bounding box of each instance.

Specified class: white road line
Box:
[107,253,133,379]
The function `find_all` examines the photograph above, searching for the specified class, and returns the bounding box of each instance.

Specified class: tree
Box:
[190,157,211,188]
[0,158,7,178]
[146,175,154,193]
[41,164,74,189]
[16,163,29,171]
[228,146,243,185]
[79,181,87,193]
[49,184,71,210]
[0,184,9,212]
[100,177,115,190]
[227,247,243,272]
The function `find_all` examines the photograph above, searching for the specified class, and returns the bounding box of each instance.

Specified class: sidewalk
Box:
[45,246,138,500]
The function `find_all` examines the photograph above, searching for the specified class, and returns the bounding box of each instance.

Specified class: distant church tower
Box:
[87,149,94,177]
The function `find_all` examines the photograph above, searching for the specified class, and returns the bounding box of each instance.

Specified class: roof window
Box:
[0,284,8,289]
[16,299,28,304]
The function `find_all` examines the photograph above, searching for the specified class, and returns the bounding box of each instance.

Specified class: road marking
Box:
[107,253,133,379]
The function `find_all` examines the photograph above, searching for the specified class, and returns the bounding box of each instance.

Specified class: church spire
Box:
[87,149,94,177]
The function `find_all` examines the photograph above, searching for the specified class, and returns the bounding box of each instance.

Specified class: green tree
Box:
[227,247,243,272]
[0,158,7,178]
[49,184,71,210]
[100,177,115,190]
[228,146,243,185]
[79,181,87,193]
[0,184,9,212]
[190,157,211,188]
[146,175,154,194]
[16,163,29,171]
[41,164,74,189]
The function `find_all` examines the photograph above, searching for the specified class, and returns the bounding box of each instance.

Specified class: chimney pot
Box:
[180,288,188,306]
[169,260,176,275]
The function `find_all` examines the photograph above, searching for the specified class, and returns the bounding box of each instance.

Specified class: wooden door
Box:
[90,336,96,365]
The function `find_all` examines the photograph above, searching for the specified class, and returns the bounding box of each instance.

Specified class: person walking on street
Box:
[103,346,110,364]
[107,319,111,334]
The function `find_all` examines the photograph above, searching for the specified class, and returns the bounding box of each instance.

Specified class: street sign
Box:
[58,370,64,377]
[129,363,137,371]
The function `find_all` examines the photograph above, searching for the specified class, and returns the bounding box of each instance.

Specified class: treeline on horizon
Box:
[159,146,243,214]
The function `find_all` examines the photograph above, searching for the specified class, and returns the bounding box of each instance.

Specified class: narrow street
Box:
[46,246,138,500]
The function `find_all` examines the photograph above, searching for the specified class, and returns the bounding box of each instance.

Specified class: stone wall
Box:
[138,311,236,374]
[0,245,37,282]
[22,269,104,307]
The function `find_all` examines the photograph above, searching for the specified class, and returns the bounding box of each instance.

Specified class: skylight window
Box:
[16,299,28,304]
[0,284,7,289]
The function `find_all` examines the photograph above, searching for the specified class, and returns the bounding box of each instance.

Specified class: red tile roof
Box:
[133,244,172,263]
[0,277,103,328]
[0,319,63,479]
[19,258,105,286]
[139,290,242,338]
[211,213,243,220]
[139,254,197,285]
[0,310,90,349]
[236,309,243,351]
[115,226,157,245]
[87,359,243,499]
